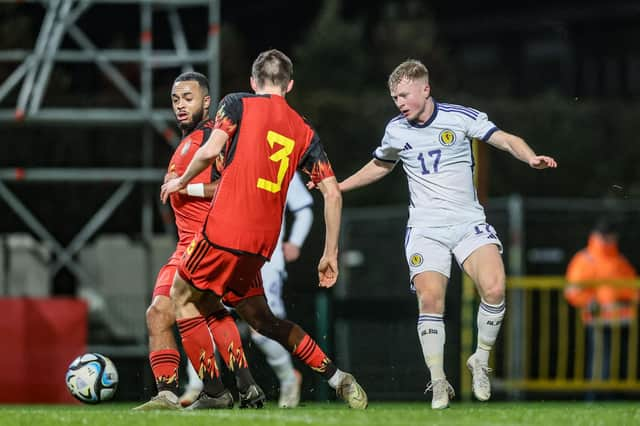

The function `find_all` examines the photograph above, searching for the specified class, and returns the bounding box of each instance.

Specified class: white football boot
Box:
[466,353,492,401]
[336,373,368,409]
[425,378,455,409]
[278,370,302,408]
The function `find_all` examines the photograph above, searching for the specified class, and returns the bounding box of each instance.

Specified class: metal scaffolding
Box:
[0,0,219,142]
[0,167,164,285]
[0,0,220,345]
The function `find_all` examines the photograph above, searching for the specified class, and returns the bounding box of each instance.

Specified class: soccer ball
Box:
[65,353,119,404]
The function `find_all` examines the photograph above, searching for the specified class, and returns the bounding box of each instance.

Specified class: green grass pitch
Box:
[1,401,638,426]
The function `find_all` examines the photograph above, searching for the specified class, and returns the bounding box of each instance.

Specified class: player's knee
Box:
[249,311,278,338]
[417,291,445,314]
[480,273,505,304]
[249,317,270,336]
[146,301,175,333]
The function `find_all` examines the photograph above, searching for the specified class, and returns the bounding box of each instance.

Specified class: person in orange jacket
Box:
[564,218,638,396]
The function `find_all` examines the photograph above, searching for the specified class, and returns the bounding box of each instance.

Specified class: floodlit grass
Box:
[1,401,639,426]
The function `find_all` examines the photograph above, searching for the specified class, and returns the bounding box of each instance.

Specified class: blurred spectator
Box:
[564,218,638,398]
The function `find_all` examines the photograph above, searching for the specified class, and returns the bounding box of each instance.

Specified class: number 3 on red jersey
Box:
[257,130,295,194]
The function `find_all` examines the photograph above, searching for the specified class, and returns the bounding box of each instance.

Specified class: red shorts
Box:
[151,245,186,299]
[177,233,265,307]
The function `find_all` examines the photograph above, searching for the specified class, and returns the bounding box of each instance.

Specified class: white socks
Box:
[251,331,297,385]
[185,360,203,391]
[327,369,347,389]
[417,313,446,380]
[475,299,506,364]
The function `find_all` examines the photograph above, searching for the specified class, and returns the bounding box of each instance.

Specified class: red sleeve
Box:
[298,132,335,184]
[213,93,244,140]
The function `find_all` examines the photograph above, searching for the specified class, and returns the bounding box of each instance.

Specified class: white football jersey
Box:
[268,171,314,272]
[374,101,498,227]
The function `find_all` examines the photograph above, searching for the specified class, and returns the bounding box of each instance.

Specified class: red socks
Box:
[177,316,225,396]
[292,334,337,379]
[149,349,180,394]
[206,310,248,371]
[206,310,256,392]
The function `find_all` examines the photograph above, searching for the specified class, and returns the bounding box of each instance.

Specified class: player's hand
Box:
[318,255,338,288]
[164,171,178,183]
[283,242,301,262]
[529,155,557,169]
[160,177,184,204]
[307,180,347,191]
[166,172,190,194]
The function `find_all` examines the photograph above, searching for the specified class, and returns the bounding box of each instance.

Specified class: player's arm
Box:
[179,129,227,184]
[486,130,557,169]
[339,159,395,192]
[178,181,219,198]
[202,182,218,198]
[284,207,313,262]
[316,176,342,288]
[284,174,314,262]
[160,129,228,203]
[164,171,178,183]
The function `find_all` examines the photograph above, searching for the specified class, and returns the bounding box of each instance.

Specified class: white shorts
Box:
[260,261,286,318]
[404,221,503,286]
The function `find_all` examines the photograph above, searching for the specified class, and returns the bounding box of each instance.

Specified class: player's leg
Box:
[175,238,267,408]
[406,228,455,409]
[251,330,301,408]
[133,264,181,410]
[171,274,233,409]
[234,295,367,409]
[461,241,506,401]
[178,297,263,407]
[179,360,203,407]
[413,271,455,409]
[252,265,301,408]
[197,297,264,408]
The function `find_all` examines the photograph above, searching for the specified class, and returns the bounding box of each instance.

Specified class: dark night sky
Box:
[221,1,323,53]
[4,1,639,64]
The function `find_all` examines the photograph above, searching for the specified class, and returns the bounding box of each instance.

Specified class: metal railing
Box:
[461,275,640,399]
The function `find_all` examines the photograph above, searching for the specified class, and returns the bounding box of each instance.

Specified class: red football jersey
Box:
[169,119,219,245]
[204,93,334,259]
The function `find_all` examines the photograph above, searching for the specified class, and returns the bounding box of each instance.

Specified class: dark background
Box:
[2,0,640,286]
[1,0,640,402]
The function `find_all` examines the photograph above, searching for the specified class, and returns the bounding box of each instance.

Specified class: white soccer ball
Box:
[65,353,119,404]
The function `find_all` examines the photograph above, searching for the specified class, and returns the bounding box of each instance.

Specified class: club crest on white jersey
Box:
[373,101,499,227]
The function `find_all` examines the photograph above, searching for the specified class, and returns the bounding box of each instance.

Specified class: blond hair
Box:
[251,49,293,91]
[388,59,429,90]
